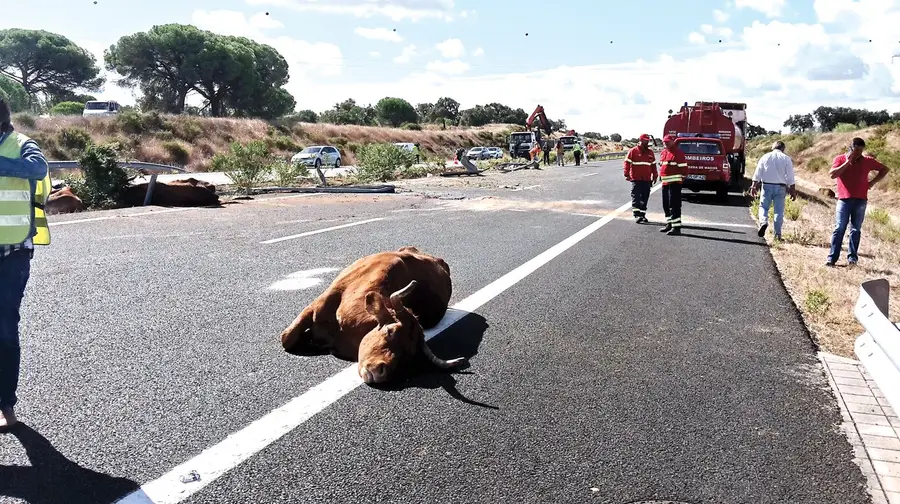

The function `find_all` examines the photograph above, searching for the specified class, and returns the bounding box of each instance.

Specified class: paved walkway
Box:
[821,352,900,503]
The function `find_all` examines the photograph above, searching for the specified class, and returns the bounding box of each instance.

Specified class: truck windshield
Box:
[85,102,110,110]
[510,134,532,143]
[560,137,575,144]
[678,141,722,155]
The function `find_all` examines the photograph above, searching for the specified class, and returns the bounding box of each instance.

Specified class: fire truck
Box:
[662,101,747,197]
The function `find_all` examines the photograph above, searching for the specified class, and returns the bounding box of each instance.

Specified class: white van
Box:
[82,100,121,118]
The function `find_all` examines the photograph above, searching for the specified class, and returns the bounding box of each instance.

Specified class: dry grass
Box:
[747,127,900,358]
[13,112,623,173]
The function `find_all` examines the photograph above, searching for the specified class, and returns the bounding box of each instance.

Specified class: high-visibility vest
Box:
[0,131,51,246]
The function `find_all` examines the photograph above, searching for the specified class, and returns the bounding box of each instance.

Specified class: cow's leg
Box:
[279,306,322,354]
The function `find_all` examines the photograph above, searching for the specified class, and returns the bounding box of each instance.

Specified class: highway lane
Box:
[1,159,868,503]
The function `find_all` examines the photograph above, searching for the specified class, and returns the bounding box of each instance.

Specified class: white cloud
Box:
[394,44,417,63]
[425,59,469,75]
[370,51,381,57]
[735,0,785,17]
[244,0,456,22]
[688,32,705,44]
[713,9,729,22]
[700,24,714,34]
[354,27,403,42]
[435,38,465,59]
[473,47,484,57]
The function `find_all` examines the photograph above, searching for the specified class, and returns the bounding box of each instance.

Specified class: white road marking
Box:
[578,172,599,177]
[267,268,340,291]
[113,184,661,504]
[522,185,541,190]
[50,208,194,226]
[260,218,386,244]
[390,207,446,213]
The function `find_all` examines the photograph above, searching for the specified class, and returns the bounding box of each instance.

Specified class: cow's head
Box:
[358,280,465,384]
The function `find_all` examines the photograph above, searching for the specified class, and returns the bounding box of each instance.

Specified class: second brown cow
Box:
[279,246,466,384]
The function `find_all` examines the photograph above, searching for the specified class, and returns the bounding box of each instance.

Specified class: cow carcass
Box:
[123,177,220,207]
[279,246,466,384]
[45,186,85,214]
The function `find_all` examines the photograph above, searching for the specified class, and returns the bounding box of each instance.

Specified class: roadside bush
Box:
[806,157,827,173]
[58,127,92,151]
[66,143,131,209]
[356,143,414,182]
[400,122,422,131]
[12,113,36,128]
[786,134,814,155]
[804,289,831,315]
[272,158,309,186]
[832,123,859,133]
[162,141,191,166]
[784,197,805,221]
[211,140,272,194]
[49,101,85,116]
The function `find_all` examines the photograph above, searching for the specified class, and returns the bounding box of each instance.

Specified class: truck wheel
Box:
[716,184,729,200]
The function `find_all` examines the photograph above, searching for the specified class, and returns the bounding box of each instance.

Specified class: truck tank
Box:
[663,102,739,154]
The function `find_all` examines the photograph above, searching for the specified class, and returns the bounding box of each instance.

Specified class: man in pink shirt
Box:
[826,137,890,266]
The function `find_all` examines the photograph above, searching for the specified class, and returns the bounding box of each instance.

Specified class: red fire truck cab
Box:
[673,135,731,199]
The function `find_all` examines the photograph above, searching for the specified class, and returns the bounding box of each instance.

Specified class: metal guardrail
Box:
[48,160,186,206]
[853,278,900,414]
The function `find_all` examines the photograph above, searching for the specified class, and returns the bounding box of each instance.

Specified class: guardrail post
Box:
[143,173,158,206]
[853,278,900,413]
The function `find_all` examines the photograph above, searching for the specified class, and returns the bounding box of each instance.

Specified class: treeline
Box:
[784,106,900,133]
[0,26,573,131]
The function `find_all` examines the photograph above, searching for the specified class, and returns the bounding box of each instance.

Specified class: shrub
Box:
[356,143,414,182]
[784,197,805,221]
[400,122,422,131]
[804,289,831,315]
[49,101,84,116]
[162,141,191,165]
[806,157,827,173]
[170,118,203,142]
[58,127,91,151]
[66,143,131,209]
[832,123,859,133]
[213,140,272,194]
[272,158,309,186]
[12,113,36,128]
[786,134,814,155]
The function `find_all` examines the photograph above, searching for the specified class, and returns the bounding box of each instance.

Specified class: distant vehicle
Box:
[393,142,415,153]
[558,135,585,151]
[467,147,489,160]
[82,100,121,118]
[291,145,342,169]
[484,146,503,159]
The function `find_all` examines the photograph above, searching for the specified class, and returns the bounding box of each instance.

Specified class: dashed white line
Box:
[260,217,386,244]
[113,185,660,504]
[578,172,599,177]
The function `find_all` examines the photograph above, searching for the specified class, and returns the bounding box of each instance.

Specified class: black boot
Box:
[667,226,681,236]
[659,223,671,233]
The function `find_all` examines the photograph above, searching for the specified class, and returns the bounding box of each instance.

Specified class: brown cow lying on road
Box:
[123,178,220,207]
[45,186,86,214]
[279,246,466,385]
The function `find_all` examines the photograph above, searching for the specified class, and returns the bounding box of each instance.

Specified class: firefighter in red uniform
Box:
[658,134,687,235]
[623,133,658,223]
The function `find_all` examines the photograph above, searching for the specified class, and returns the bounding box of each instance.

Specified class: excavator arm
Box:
[525,105,553,136]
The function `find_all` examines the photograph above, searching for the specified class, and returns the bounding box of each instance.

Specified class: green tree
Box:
[431,96,460,124]
[0,29,102,105]
[189,35,256,117]
[224,37,295,119]
[319,98,375,125]
[610,133,622,142]
[294,109,318,122]
[104,24,209,114]
[375,97,417,127]
[49,101,85,115]
[0,75,29,111]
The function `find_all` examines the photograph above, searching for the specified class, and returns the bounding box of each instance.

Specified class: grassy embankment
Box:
[747,124,900,357]
[12,110,624,173]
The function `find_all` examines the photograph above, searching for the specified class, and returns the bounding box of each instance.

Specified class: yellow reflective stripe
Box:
[631,161,653,165]
[661,175,682,182]
[0,190,31,201]
[624,158,632,164]
[676,163,688,167]
[0,215,31,226]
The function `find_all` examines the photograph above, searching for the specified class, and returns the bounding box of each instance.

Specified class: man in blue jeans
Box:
[0,97,51,430]
[826,137,890,267]
[750,140,796,240]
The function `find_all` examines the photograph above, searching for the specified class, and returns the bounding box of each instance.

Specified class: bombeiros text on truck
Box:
[662,101,747,199]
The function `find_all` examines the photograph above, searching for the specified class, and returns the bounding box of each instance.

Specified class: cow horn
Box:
[389,280,417,313]
[420,337,466,369]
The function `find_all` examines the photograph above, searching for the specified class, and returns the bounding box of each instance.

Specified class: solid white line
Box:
[50,208,193,226]
[260,218,386,244]
[112,185,660,504]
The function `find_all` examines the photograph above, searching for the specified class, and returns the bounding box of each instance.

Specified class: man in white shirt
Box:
[750,140,796,240]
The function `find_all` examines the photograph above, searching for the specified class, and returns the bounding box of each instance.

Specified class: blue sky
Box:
[4,0,900,136]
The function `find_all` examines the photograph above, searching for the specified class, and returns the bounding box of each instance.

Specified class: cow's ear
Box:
[365,292,395,325]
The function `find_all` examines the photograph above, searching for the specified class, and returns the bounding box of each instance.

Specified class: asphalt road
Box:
[1,159,869,504]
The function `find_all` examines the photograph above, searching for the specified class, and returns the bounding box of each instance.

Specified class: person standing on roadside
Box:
[750,140,796,241]
[623,133,657,223]
[542,138,551,166]
[658,134,687,235]
[0,97,52,431]
[825,137,890,267]
[556,139,565,166]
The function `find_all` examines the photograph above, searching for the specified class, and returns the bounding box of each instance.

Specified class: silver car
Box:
[291,145,342,169]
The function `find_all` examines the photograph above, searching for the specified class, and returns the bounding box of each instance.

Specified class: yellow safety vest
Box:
[0,131,51,246]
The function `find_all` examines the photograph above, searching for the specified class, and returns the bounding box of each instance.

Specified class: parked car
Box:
[291,145,342,169]
[484,146,503,159]
[82,100,121,118]
[467,147,489,160]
